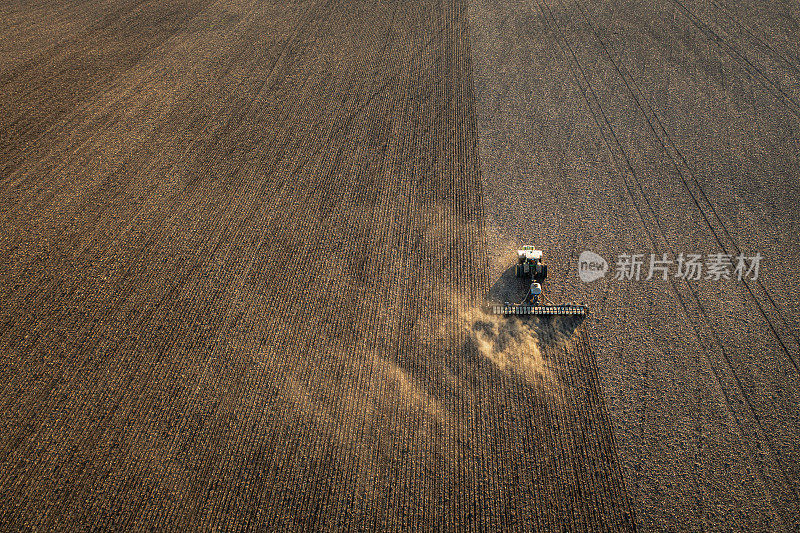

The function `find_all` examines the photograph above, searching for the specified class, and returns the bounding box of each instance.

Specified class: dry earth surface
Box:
[468,0,800,529]
[0,0,797,530]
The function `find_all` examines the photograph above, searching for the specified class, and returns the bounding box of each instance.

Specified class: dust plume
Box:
[456,305,562,394]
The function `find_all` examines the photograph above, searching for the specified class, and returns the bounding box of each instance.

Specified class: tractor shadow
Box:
[487,263,530,305]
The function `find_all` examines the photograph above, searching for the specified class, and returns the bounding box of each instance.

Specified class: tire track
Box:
[531,0,800,525]
[667,0,800,118]
[710,0,800,78]
[560,0,800,512]
[567,0,800,373]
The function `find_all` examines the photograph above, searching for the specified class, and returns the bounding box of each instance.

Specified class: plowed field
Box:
[1,0,797,530]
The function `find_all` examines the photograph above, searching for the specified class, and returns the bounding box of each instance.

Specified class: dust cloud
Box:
[457,306,561,393]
